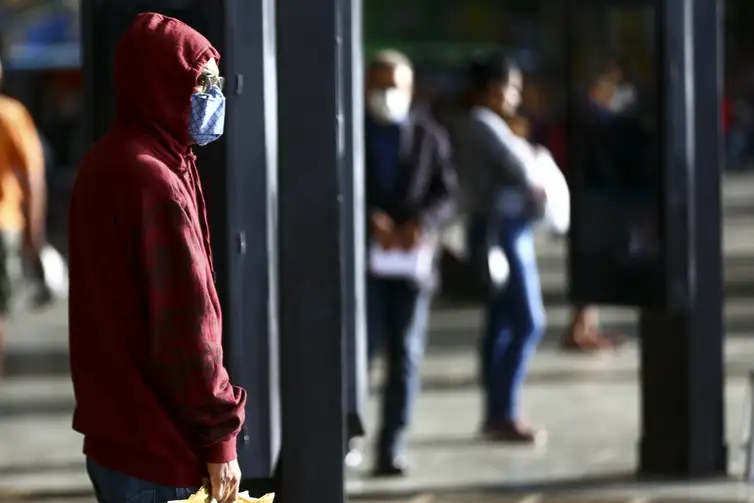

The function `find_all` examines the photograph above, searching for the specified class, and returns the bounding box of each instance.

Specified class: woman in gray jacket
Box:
[454,52,547,443]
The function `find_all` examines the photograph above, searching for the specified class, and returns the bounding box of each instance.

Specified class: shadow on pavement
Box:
[0,461,84,477]
[429,314,754,351]
[724,200,754,219]
[404,434,490,449]
[351,472,636,501]
[388,364,752,393]
[0,397,73,418]
[406,369,640,393]
[8,316,754,384]
[3,348,70,378]
[442,251,754,306]
[351,472,748,501]
[453,472,734,498]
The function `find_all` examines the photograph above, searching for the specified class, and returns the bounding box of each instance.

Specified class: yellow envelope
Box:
[169,486,275,503]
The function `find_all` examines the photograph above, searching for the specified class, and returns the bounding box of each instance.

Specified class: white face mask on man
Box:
[367,88,411,124]
[608,84,637,113]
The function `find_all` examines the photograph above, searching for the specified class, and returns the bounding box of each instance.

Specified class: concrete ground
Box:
[5,173,754,502]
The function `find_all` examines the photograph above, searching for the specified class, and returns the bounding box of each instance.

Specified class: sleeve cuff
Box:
[201,435,239,464]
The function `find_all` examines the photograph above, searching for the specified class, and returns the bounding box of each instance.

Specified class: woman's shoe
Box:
[481,420,548,445]
[561,329,625,351]
[561,306,626,351]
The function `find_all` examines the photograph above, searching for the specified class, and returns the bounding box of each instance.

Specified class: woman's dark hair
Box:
[467,50,519,92]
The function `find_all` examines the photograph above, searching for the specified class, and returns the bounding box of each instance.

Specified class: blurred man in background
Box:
[0,57,47,375]
[563,69,618,351]
[365,49,457,476]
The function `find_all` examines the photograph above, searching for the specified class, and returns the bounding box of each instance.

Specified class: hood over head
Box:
[114,13,220,157]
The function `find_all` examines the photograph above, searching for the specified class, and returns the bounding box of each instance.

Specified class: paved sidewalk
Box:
[5,173,754,502]
[5,339,754,502]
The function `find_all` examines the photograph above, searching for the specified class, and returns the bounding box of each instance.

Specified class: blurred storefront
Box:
[0,0,751,256]
[1,0,82,251]
[364,0,746,119]
[1,0,83,170]
[365,0,667,125]
[0,0,750,167]
[363,0,747,298]
[364,0,565,117]
[1,0,80,70]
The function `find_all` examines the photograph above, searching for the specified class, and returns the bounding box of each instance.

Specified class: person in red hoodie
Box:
[68,13,246,503]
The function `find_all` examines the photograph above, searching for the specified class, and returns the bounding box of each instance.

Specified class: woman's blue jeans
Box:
[471,215,546,423]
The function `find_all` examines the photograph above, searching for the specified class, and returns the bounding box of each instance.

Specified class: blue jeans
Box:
[367,277,430,460]
[87,458,199,503]
[471,216,545,423]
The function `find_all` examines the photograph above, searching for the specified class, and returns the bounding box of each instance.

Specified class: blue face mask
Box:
[189,85,226,146]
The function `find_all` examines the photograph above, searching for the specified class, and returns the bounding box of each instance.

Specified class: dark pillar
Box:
[277,0,347,501]
[687,0,726,475]
[341,0,368,441]
[215,0,281,481]
[638,0,726,476]
[81,0,280,480]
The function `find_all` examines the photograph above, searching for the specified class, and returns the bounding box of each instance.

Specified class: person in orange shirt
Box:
[0,57,47,375]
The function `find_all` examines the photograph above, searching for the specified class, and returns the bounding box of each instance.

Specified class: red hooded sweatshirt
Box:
[68,13,246,487]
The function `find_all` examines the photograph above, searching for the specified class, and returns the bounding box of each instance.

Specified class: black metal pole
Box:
[219,0,281,483]
[341,0,368,442]
[686,0,726,474]
[277,0,347,500]
[638,0,726,476]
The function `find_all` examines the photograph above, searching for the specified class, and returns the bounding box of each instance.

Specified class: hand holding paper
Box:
[370,211,395,249]
[395,220,421,250]
[169,486,274,503]
[369,238,435,282]
[207,460,241,503]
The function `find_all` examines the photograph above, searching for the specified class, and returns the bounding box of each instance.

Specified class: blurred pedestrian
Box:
[562,67,628,351]
[364,49,457,476]
[68,13,245,503]
[0,57,47,376]
[603,58,637,114]
[453,51,547,444]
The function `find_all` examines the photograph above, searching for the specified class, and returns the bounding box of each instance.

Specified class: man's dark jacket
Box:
[365,110,457,232]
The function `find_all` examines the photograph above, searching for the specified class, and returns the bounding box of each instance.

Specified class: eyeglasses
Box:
[197,72,225,94]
